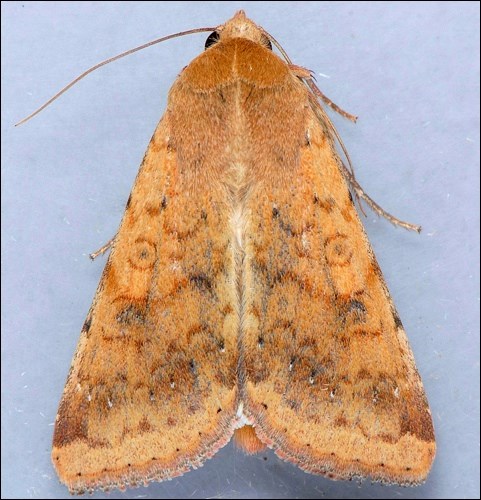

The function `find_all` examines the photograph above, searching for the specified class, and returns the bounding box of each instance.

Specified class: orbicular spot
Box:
[128,238,156,270]
[116,304,147,326]
[324,234,353,267]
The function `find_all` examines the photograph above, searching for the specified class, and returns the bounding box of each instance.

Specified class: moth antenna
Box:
[15,26,215,126]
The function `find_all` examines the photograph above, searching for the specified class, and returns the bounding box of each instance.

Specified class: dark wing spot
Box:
[348,300,366,313]
[189,273,212,293]
[341,299,367,324]
[82,316,92,334]
[116,304,146,325]
[318,196,336,213]
[392,310,403,328]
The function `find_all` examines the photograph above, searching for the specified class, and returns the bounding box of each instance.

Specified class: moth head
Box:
[206,10,272,50]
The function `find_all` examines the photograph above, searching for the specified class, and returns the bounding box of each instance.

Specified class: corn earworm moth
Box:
[43,11,435,494]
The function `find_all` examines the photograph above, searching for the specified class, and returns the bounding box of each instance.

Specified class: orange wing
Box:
[52,114,239,493]
[240,88,436,485]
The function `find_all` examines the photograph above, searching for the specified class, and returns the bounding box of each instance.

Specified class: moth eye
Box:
[261,34,273,51]
[205,31,220,49]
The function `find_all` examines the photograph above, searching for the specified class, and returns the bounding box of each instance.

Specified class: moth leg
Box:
[288,63,357,122]
[89,236,115,260]
[340,161,422,233]
[307,79,358,123]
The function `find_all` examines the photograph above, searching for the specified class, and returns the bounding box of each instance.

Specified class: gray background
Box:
[2,1,479,499]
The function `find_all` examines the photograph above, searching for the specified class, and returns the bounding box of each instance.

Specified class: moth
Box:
[46,10,435,493]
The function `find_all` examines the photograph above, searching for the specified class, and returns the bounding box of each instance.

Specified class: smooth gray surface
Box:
[2,1,479,499]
